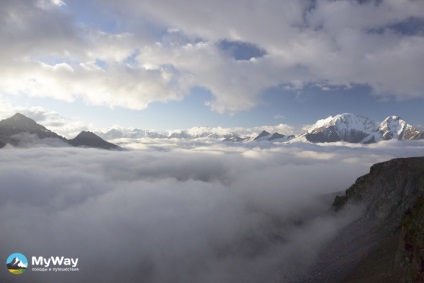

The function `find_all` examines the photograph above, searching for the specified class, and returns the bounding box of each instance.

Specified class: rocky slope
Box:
[305,157,424,282]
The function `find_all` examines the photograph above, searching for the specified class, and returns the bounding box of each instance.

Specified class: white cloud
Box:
[100,0,424,109]
[0,0,423,113]
[1,140,423,282]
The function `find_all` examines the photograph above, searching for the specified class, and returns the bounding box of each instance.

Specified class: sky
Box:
[1,0,424,134]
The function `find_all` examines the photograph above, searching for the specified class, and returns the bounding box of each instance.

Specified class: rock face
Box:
[333,157,424,221]
[312,157,424,282]
[396,196,424,283]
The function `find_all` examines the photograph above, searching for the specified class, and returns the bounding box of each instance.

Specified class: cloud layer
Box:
[1,141,423,282]
[1,0,423,113]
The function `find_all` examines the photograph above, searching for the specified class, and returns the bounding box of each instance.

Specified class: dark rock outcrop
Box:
[69,131,119,150]
[306,157,424,282]
[253,130,271,141]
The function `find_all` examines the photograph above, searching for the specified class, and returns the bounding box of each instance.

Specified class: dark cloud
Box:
[1,141,423,282]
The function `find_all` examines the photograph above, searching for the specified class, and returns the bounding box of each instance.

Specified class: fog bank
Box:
[1,141,423,282]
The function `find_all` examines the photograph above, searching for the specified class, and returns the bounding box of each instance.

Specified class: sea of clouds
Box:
[1,140,423,282]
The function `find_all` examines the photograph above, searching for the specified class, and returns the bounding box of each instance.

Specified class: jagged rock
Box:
[306,157,424,282]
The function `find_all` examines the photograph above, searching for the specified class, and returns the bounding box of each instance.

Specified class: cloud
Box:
[100,0,424,109]
[8,133,70,148]
[0,1,183,111]
[1,0,424,112]
[1,141,423,282]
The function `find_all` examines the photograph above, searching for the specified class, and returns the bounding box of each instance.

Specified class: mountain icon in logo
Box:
[6,253,28,274]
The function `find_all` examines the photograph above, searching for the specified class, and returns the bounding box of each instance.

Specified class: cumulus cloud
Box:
[1,141,423,282]
[0,0,182,111]
[98,0,424,109]
[1,0,423,114]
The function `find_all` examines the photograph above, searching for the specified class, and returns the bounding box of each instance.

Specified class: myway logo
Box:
[32,256,78,268]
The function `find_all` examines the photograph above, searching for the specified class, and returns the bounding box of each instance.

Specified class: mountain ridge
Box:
[0,113,118,150]
[1,113,423,148]
[96,113,423,144]
[300,113,423,144]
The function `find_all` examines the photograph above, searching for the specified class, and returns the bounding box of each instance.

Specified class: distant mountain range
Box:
[224,113,423,144]
[0,113,423,149]
[98,113,424,144]
[0,113,119,150]
[297,113,423,144]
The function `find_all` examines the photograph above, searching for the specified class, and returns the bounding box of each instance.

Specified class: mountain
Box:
[379,115,422,141]
[303,113,378,143]
[69,131,119,150]
[253,130,271,141]
[224,113,423,144]
[0,114,118,150]
[300,113,424,144]
[0,113,66,146]
[1,113,422,147]
[7,257,27,269]
[306,157,424,282]
[250,130,295,142]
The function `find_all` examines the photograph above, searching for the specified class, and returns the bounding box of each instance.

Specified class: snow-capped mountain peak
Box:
[301,113,424,144]
[379,116,420,141]
[92,113,423,145]
[307,113,377,134]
